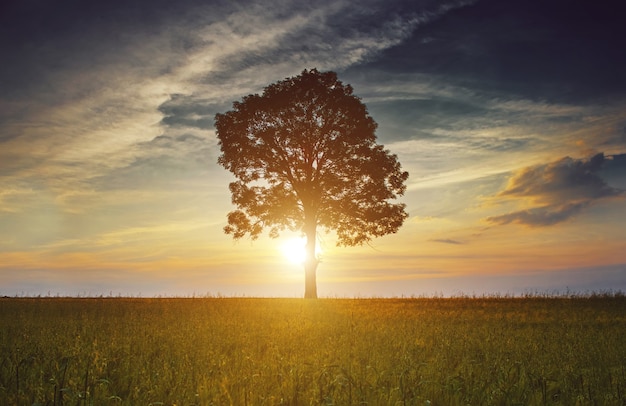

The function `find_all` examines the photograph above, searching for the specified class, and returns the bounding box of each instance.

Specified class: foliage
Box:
[2,296,626,405]
[215,69,409,247]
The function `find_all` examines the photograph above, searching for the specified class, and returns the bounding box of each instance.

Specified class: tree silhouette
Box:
[215,69,409,298]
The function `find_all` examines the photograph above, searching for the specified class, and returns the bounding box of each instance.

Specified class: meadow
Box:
[1,296,626,405]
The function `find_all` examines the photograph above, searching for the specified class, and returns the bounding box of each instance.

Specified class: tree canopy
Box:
[215,69,409,297]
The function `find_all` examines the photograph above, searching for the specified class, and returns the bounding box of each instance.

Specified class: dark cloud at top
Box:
[0,0,228,100]
[357,0,626,103]
[0,0,223,47]
[486,153,624,227]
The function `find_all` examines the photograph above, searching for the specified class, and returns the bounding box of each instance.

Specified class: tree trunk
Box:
[304,258,318,299]
[303,217,318,299]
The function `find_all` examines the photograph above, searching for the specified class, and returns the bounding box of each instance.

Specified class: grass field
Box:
[2,296,626,405]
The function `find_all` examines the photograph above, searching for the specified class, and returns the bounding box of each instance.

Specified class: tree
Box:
[215,69,409,298]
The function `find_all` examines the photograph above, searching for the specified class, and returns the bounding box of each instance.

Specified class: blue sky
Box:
[1,0,625,297]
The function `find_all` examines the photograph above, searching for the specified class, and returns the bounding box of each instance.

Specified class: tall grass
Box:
[1,296,626,405]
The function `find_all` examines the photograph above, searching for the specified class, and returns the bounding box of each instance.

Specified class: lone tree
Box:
[215,69,409,298]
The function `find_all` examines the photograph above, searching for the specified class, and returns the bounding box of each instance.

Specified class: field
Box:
[2,296,626,405]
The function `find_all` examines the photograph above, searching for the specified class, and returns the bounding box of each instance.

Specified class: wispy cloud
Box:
[430,238,464,245]
[1,0,450,211]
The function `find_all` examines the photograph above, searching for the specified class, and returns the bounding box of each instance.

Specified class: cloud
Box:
[601,154,626,187]
[88,132,219,192]
[360,0,626,103]
[486,202,589,227]
[498,153,620,202]
[155,0,478,136]
[3,0,485,256]
[1,0,438,188]
[486,153,624,226]
[159,95,228,130]
[430,238,463,245]
[346,69,626,193]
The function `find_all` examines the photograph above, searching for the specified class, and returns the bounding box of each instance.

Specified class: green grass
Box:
[2,296,626,405]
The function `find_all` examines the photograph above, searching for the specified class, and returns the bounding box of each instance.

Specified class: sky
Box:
[1,0,625,297]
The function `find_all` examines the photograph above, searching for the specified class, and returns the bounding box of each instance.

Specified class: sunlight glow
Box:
[280,237,307,264]
[280,235,324,265]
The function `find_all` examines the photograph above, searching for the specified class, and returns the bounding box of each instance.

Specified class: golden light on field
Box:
[5,297,626,404]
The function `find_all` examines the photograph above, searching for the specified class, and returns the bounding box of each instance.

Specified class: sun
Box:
[280,237,307,264]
